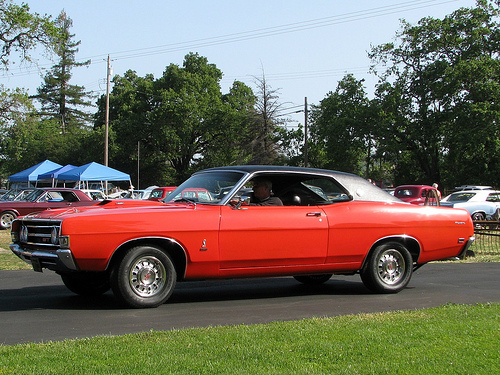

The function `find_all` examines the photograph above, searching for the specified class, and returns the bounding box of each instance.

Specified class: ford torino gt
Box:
[10,166,475,308]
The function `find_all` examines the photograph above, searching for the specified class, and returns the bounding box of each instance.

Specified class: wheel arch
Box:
[106,237,187,281]
[1,208,20,217]
[470,210,486,219]
[362,235,421,269]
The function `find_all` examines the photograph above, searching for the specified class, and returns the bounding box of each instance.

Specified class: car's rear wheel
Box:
[360,242,413,293]
[293,274,332,284]
[61,272,110,296]
[0,211,17,229]
[110,245,176,308]
[472,212,486,221]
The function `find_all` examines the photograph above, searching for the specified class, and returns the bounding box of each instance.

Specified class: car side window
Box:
[46,192,64,201]
[486,193,500,202]
[279,177,349,206]
[59,192,79,202]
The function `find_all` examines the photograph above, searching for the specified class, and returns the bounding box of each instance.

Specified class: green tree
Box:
[0,0,60,68]
[95,69,158,188]
[309,75,371,175]
[198,80,258,168]
[370,0,500,187]
[0,1,63,181]
[95,53,260,186]
[0,87,40,175]
[36,10,93,134]
[152,53,230,181]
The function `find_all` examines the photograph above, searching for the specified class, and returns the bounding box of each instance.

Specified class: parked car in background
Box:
[394,185,440,205]
[453,185,493,191]
[10,165,474,308]
[80,189,107,201]
[440,190,500,220]
[171,187,213,202]
[122,186,159,200]
[0,188,97,229]
[148,187,177,201]
[0,188,35,201]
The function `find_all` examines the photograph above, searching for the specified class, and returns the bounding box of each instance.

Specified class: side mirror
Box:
[234,195,250,209]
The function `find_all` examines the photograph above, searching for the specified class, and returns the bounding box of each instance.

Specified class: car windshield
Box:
[23,189,46,202]
[396,188,418,198]
[164,171,245,204]
[448,192,476,202]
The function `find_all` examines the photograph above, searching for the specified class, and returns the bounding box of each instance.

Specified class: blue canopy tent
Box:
[8,160,63,187]
[37,164,77,187]
[56,162,131,192]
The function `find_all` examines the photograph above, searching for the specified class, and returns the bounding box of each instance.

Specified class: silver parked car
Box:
[441,190,500,220]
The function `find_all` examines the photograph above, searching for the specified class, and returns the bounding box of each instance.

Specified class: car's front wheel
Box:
[110,245,176,308]
[360,242,413,293]
[0,211,17,229]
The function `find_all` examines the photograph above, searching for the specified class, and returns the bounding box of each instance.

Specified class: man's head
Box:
[252,178,272,201]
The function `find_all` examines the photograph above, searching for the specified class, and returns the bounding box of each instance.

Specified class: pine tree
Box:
[36,10,93,134]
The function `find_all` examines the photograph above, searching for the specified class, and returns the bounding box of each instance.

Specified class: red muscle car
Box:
[10,166,475,308]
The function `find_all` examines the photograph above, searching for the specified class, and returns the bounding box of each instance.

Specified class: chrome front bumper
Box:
[10,244,78,272]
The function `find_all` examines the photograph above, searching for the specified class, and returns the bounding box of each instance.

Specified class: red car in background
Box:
[394,185,440,205]
[147,187,177,201]
[0,188,96,229]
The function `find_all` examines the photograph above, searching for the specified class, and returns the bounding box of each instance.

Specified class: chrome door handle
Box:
[306,212,321,217]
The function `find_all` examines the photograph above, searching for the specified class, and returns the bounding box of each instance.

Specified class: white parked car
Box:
[441,190,500,220]
[80,189,107,201]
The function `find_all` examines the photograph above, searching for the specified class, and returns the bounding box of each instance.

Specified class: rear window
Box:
[396,188,417,198]
[448,192,475,202]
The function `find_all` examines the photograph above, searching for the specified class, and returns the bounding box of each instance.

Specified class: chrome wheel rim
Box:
[1,213,14,228]
[129,256,166,298]
[377,249,405,285]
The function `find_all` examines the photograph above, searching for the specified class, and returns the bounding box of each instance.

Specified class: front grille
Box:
[16,219,62,249]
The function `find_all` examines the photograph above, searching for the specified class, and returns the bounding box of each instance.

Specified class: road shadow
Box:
[0,276,372,312]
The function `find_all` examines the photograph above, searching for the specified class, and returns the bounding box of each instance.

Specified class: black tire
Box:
[110,245,176,308]
[360,242,413,293]
[61,272,111,296]
[0,210,17,229]
[293,274,332,285]
[472,212,486,221]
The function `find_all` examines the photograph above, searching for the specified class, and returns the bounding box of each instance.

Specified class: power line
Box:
[0,0,459,81]
[84,0,458,62]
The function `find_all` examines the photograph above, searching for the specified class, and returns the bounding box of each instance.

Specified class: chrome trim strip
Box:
[107,236,189,277]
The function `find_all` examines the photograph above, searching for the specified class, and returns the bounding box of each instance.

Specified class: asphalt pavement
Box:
[1,262,499,345]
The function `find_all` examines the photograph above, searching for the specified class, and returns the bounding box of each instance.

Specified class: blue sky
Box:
[1,0,477,125]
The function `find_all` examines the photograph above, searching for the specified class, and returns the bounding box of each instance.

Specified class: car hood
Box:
[21,199,195,220]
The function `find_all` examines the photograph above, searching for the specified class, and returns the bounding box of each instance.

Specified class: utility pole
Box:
[304,97,308,167]
[104,55,111,167]
[137,140,140,190]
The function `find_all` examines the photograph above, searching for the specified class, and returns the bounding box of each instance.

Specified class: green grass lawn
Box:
[0,303,498,374]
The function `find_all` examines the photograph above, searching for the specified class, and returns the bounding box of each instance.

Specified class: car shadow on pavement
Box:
[0,276,374,311]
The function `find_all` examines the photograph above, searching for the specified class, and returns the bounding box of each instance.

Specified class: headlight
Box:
[11,230,19,242]
[51,226,59,245]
